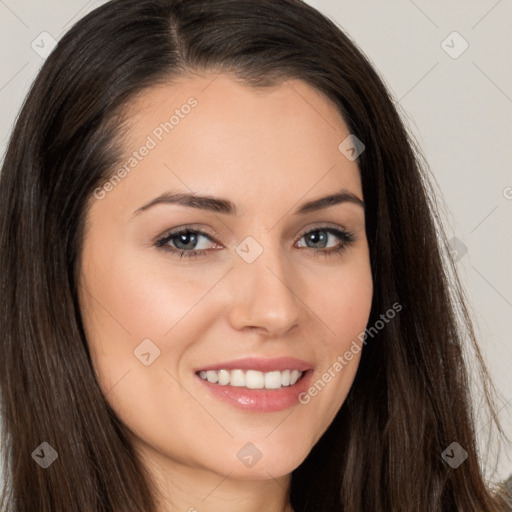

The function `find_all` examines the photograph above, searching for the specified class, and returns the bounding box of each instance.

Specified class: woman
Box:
[0,0,510,510]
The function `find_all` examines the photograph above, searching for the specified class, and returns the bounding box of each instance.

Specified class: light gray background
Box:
[1,0,511,484]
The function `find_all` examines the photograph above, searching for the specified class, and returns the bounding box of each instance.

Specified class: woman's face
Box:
[78,73,373,484]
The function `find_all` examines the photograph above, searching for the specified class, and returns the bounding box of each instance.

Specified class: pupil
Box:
[176,232,197,250]
[309,230,326,248]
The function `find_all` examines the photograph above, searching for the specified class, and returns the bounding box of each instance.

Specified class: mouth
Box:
[193,357,314,412]
[196,368,306,390]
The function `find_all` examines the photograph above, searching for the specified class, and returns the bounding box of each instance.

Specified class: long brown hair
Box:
[0,0,510,510]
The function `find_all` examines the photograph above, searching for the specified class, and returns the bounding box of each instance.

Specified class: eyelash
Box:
[155,225,355,260]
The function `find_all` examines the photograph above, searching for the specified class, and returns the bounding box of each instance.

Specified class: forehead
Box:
[102,73,363,215]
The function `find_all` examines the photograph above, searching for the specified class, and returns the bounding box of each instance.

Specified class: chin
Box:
[219,442,310,481]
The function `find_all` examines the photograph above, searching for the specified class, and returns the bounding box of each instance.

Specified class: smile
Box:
[197,369,304,389]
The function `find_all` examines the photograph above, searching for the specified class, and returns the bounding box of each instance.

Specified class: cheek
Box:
[311,255,373,347]
[299,256,373,417]
[80,242,223,345]
[78,242,231,400]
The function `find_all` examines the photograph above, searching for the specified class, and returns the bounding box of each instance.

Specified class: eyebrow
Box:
[132,188,365,217]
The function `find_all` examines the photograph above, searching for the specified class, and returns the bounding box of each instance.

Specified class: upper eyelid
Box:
[156,225,220,245]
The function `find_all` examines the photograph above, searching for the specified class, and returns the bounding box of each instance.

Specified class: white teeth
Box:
[218,369,230,385]
[230,369,245,387]
[246,370,264,389]
[197,369,305,389]
[290,369,301,385]
[264,371,282,389]
[206,370,218,383]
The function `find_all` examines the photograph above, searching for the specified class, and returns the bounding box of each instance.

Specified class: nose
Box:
[226,244,301,337]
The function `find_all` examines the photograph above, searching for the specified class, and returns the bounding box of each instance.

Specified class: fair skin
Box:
[78,73,373,512]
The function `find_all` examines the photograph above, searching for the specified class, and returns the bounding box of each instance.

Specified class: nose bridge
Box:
[226,233,301,335]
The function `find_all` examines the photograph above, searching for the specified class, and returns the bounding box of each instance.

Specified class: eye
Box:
[295,227,355,257]
[156,227,220,258]
[155,225,355,259]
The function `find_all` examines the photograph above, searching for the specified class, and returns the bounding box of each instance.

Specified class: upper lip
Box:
[195,356,314,373]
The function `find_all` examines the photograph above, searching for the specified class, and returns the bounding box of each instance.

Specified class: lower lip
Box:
[195,370,314,412]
